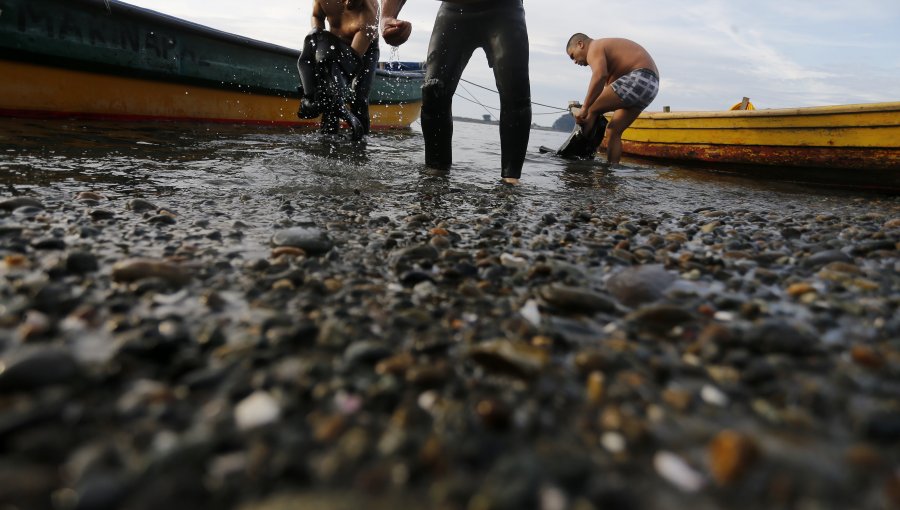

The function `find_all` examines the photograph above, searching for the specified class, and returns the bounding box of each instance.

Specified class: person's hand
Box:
[382,17,412,46]
[575,111,592,126]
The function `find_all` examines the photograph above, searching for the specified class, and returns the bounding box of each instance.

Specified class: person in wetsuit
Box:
[380,0,532,184]
[567,34,659,166]
[297,0,379,140]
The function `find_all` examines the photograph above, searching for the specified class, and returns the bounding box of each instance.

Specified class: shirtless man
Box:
[298,0,379,139]
[566,35,659,166]
[380,0,532,184]
[311,0,378,57]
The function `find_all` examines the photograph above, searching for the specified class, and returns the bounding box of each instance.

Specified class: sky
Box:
[127,0,900,123]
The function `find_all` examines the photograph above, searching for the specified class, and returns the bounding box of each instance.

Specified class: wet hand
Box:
[382,18,412,46]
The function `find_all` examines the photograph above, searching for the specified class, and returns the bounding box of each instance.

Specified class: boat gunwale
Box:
[0,52,423,105]
[639,102,900,121]
[66,0,303,58]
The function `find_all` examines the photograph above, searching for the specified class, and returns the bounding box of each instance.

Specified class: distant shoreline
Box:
[452,116,563,132]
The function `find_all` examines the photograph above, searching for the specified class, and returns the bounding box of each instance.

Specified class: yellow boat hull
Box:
[0,59,422,129]
[620,102,900,172]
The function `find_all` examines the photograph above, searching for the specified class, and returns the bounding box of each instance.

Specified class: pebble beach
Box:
[1,120,899,510]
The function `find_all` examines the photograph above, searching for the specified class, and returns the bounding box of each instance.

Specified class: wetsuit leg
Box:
[297,31,322,119]
[350,43,380,135]
[312,32,364,140]
[422,4,478,170]
[484,2,531,179]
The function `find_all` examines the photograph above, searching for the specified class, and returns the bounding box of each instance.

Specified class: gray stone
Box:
[606,264,676,308]
[271,227,333,255]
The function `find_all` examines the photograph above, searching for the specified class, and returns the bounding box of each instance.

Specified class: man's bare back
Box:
[312,0,378,55]
[588,38,658,85]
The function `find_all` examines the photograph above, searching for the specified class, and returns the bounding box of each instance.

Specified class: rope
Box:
[452,93,570,115]
[458,82,496,121]
[459,78,569,112]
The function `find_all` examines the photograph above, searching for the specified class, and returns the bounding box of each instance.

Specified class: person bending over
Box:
[566,34,659,166]
[380,0,532,184]
[297,0,379,140]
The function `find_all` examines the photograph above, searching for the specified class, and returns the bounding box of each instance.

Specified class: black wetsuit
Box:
[297,30,380,139]
[424,0,531,178]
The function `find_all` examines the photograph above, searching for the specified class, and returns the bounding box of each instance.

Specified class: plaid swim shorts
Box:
[611,68,659,110]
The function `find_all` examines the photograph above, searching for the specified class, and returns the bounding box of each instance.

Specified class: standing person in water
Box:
[566,34,659,166]
[380,0,532,184]
[297,0,379,140]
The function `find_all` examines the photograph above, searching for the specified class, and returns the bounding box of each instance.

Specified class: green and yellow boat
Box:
[0,0,423,128]
[618,101,900,189]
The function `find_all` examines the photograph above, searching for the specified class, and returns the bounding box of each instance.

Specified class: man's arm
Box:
[311,0,326,30]
[381,0,406,19]
[576,46,608,122]
[581,48,608,113]
[350,10,378,56]
[380,0,411,46]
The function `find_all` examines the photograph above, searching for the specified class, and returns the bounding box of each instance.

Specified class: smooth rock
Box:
[234,391,281,431]
[271,227,333,255]
[538,284,616,314]
[111,258,192,285]
[606,264,676,308]
[0,197,44,211]
[744,319,817,354]
[0,347,80,392]
[65,251,99,274]
[468,340,549,379]
[802,249,852,268]
[127,199,159,213]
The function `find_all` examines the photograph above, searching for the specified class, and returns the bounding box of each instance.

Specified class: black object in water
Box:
[539,115,608,160]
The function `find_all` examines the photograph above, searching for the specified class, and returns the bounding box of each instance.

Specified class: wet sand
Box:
[1,119,899,509]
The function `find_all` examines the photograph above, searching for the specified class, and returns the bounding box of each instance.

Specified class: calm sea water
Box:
[1,117,884,256]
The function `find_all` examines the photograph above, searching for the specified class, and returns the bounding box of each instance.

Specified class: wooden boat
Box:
[618,101,900,189]
[0,0,423,129]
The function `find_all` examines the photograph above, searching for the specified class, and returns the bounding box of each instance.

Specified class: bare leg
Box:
[581,85,627,157]
[605,107,643,165]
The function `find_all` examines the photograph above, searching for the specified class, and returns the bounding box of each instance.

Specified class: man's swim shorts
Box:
[611,68,659,110]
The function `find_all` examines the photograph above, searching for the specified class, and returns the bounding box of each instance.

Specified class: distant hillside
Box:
[552,113,576,132]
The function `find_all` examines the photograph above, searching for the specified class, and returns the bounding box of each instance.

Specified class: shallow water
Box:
[0,117,890,257]
[0,119,884,207]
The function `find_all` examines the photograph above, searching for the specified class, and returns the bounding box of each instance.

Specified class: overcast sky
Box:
[128,0,900,122]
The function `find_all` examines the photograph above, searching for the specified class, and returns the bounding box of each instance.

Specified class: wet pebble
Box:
[271,226,333,255]
[538,284,616,314]
[0,197,44,210]
[743,319,817,354]
[606,264,676,308]
[0,347,80,392]
[65,251,100,274]
[708,430,759,485]
[234,391,281,431]
[111,258,192,285]
[344,341,392,366]
[89,209,116,221]
[127,198,159,213]
[802,249,853,268]
[467,340,549,379]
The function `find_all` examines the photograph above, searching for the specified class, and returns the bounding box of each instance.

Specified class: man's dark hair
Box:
[566,33,589,50]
